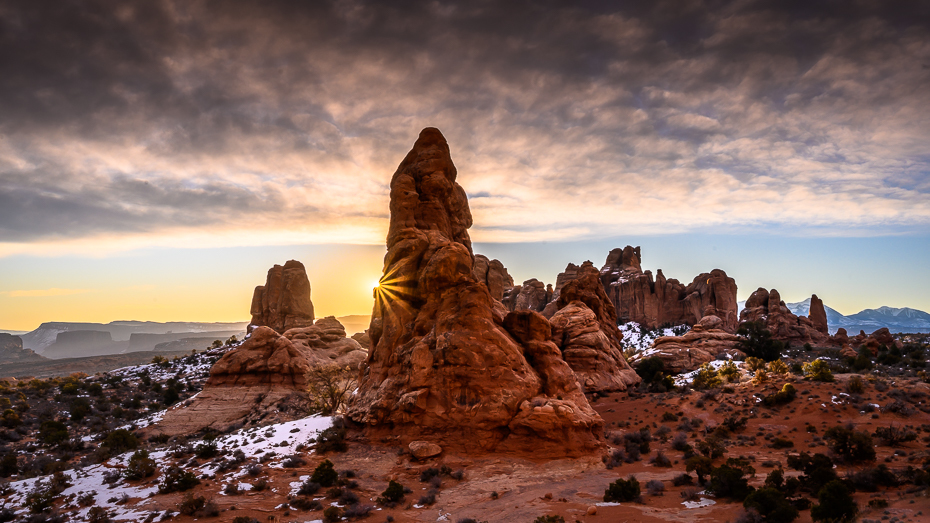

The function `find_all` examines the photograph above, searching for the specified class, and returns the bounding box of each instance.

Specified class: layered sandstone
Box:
[284,316,367,368]
[473,254,514,302]
[250,260,315,333]
[599,246,740,332]
[739,289,831,346]
[347,128,603,456]
[646,315,745,374]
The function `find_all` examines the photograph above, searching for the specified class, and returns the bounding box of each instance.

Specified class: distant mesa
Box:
[348,127,606,457]
[41,330,124,359]
[250,259,315,333]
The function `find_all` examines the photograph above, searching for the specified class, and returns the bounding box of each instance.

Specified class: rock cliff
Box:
[739,288,832,345]
[250,260,315,333]
[347,128,603,456]
[646,315,745,374]
[599,246,740,332]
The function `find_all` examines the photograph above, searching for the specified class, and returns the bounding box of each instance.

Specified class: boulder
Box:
[250,260,315,333]
[284,316,368,369]
[348,128,603,457]
[599,246,739,332]
[409,440,443,459]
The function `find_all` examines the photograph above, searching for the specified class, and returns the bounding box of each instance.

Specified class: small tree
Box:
[823,426,875,462]
[310,459,338,487]
[743,487,799,523]
[736,321,784,361]
[604,476,641,502]
[686,456,713,484]
[377,480,405,505]
[811,480,857,522]
[307,365,358,415]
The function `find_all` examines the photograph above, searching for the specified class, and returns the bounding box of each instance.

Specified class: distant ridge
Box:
[762,298,930,334]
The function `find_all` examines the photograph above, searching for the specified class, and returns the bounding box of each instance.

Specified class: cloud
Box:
[3,288,90,297]
[0,0,928,253]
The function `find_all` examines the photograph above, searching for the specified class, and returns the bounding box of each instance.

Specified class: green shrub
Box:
[803,360,833,382]
[159,466,200,493]
[38,420,69,446]
[845,376,864,394]
[719,361,740,383]
[70,397,92,422]
[823,426,875,462]
[692,363,722,390]
[323,506,343,523]
[533,517,565,523]
[787,453,837,494]
[177,493,218,517]
[763,383,797,407]
[737,321,784,361]
[707,458,755,501]
[377,479,405,505]
[315,426,347,454]
[103,429,139,453]
[87,506,113,523]
[310,459,338,487]
[811,480,856,523]
[743,487,799,523]
[604,476,640,502]
[124,450,156,480]
[194,442,218,459]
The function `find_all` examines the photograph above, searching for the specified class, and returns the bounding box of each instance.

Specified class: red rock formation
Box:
[508,278,552,313]
[809,295,829,335]
[846,327,903,353]
[348,128,603,456]
[599,246,739,332]
[284,316,368,368]
[473,254,514,302]
[739,288,830,346]
[250,260,315,333]
[546,265,641,391]
[646,316,746,374]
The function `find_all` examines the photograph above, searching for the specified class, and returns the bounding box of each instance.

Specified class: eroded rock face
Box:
[646,315,745,374]
[250,260,315,333]
[157,318,366,436]
[546,266,641,391]
[809,295,829,335]
[473,254,514,302]
[348,128,603,456]
[739,288,831,346]
[0,334,45,365]
[599,246,739,332]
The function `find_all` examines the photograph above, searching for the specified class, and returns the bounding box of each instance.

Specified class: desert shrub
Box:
[868,499,889,509]
[661,411,679,422]
[223,483,240,495]
[763,383,797,407]
[77,491,96,506]
[650,451,672,468]
[70,398,91,422]
[102,429,139,453]
[282,454,306,468]
[311,459,338,487]
[86,506,112,523]
[38,421,69,446]
[177,493,218,517]
[635,357,669,385]
[707,458,755,501]
[770,437,794,449]
[737,322,784,362]
[810,480,856,523]
[722,415,748,432]
[697,435,726,459]
[672,432,692,453]
[0,453,16,477]
[847,465,898,491]
[742,487,798,523]
[232,517,260,523]
[645,479,665,496]
[124,450,156,480]
[686,456,713,484]
[159,466,200,493]
[852,348,873,372]
[745,357,767,373]
[803,360,834,382]
[623,428,652,455]
[24,482,56,513]
[845,376,865,394]
[719,361,740,383]
[252,478,268,491]
[673,473,693,486]
[313,425,348,453]
[344,504,374,519]
[194,442,218,459]
[297,479,321,496]
[307,364,358,415]
[787,453,837,494]
[873,425,917,446]
[692,363,722,390]
[418,488,439,506]
[378,480,405,506]
[604,476,640,502]
[289,497,322,510]
[823,426,875,462]
[533,517,564,523]
[767,359,789,375]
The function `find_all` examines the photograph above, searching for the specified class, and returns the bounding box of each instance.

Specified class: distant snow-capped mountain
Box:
[739,298,930,334]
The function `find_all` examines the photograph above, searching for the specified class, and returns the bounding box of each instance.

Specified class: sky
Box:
[1,0,929,331]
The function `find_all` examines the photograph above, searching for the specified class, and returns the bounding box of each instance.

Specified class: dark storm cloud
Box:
[1,0,928,246]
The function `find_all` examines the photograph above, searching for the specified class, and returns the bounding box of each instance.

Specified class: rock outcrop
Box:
[599,246,740,332]
[250,260,315,333]
[646,315,745,374]
[473,254,514,302]
[284,316,367,368]
[0,334,45,365]
[546,265,641,391]
[846,327,903,353]
[348,128,603,457]
[739,288,831,346]
[506,279,552,313]
[809,295,829,335]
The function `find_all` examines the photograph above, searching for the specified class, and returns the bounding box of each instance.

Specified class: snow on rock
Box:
[674,359,738,386]
[619,322,689,359]
[682,498,716,509]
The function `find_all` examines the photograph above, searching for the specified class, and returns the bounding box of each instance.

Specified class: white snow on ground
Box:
[682,498,716,509]
[290,475,311,495]
[596,502,622,506]
[214,415,333,460]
